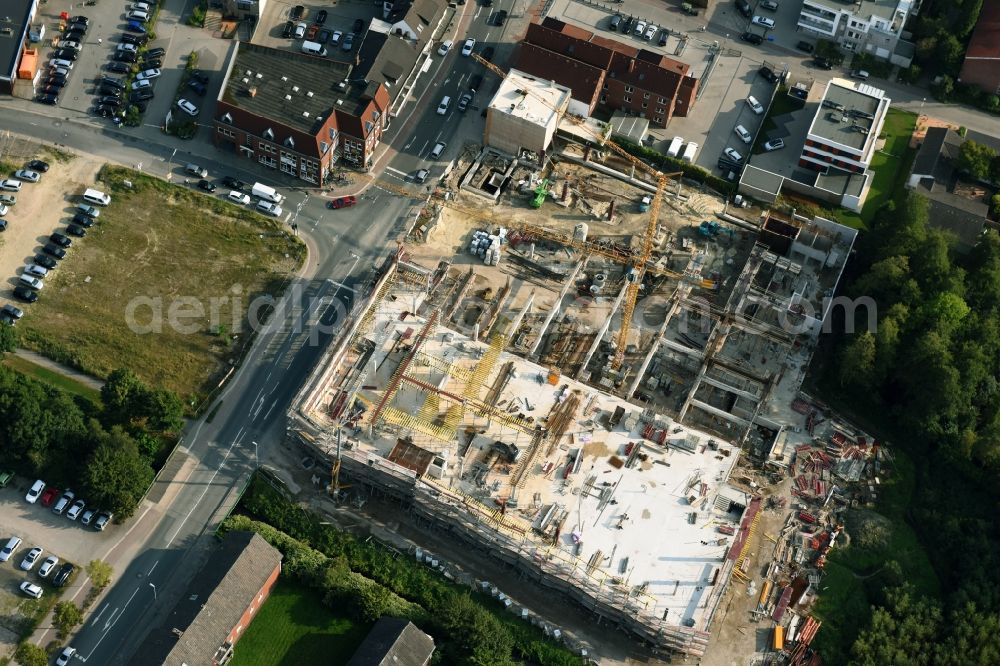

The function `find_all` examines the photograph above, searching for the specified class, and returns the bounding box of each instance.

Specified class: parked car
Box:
[126,20,147,34]
[58,40,82,51]
[68,15,90,27]
[751,16,775,29]
[281,20,294,38]
[53,49,78,61]
[330,30,343,46]
[227,190,251,205]
[746,95,765,114]
[56,647,76,666]
[414,169,429,183]
[101,76,126,90]
[0,536,21,561]
[850,69,870,80]
[113,51,137,63]
[763,138,785,151]
[72,213,95,227]
[813,56,833,70]
[39,487,59,507]
[430,142,446,159]
[120,33,147,46]
[94,512,113,531]
[796,40,815,53]
[187,79,206,95]
[20,547,42,571]
[481,45,495,60]
[66,224,87,238]
[25,480,45,503]
[256,201,282,217]
[318,28,331,42]
[66,499,86,520]
[1,304,23,321]
[0,179,22,191]
[50,232,72,248]
[457,91,473,111]
[19,275,43,290]
[723,147,744,162]
[317,9,328,23]
[24,264,48,279]
[13,286,38,302]
[34,255,57,270]
[291,4,305,19]
[53,490,75,514]
[106,61,131,73]
[130,89,154,102]
[77,204,100,218]
[222,176,247,190]
[42,244,66,260]
[185,163,208,178]
[197,179,216,192]
[293,22,306,38]
[35,94,59,105]
[353,18,365,33]
[740,32,763,45]
[19,582,43,599]
[140,57,162,70]
[438,40,453,56]
[38,555,59,578]
[658,30,668,47]
[146,47,167,59]
[734,125,752,143]
[493,10,507,25]
[761,0,779,10]
[53,563,75,587]
[0,193,14,205]
[136,68,161,81]
[176,98,199,116]
[116,42,138,53]
[127,10,150,22]
[644,23,657,40]
[14,169,40,183]
[342,33,354,51]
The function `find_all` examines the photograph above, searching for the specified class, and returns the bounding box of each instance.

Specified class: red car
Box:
[306,23,320,40]
[40,487,60,508]
[327,196,357,209]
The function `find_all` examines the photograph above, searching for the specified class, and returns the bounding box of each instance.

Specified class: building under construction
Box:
[287,198,856,656]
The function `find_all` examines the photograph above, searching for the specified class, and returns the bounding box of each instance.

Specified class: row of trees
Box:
[828,192,1000,661]
[912,0,983,78]
[233,478,584,666]
[0,329,183,519]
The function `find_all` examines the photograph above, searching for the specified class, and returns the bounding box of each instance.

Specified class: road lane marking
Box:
[384,166,408,178]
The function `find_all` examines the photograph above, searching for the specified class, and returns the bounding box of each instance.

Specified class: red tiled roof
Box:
[512,43,604,106]
[525,18,690,98]
[964,0,1000,59]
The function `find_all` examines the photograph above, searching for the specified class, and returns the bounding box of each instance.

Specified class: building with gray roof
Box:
[129,531,282,666]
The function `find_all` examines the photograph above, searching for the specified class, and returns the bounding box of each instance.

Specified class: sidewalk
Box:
[12,349,105,391]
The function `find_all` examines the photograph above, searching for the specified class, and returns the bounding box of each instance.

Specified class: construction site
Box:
[282,52,878,659]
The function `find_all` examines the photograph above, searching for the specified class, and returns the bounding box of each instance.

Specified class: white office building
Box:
[797,0,919,65]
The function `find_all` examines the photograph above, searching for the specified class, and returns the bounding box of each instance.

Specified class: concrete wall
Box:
[485,109,554,155]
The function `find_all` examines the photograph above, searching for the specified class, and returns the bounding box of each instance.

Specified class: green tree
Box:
[86,560,113,590]
[84,427,154,519]
[839,332,877,389]
[101,368,146,426]
[53,601,84,638]
[141,388,185,432]
[0,321,16,355]
[935,34,965,73]
[14,642,48,666]
[989,156,1000,185]
[957,141,998,181]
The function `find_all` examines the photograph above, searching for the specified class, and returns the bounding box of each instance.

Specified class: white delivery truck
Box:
[681,142,698,163]
[251,182,284,204]
[667,136,684,158]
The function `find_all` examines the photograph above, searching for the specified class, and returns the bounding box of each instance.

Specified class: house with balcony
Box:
[797,0,918,65]
[739,79,890,213]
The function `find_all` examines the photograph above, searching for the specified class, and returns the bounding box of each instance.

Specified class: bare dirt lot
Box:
[0,142,97,314]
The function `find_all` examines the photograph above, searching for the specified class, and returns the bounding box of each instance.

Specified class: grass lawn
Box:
[17,166,304,402]
[1,354,101,405]
[229,581,369,666]
[860,108,918,224]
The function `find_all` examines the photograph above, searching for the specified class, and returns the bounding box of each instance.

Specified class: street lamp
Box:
[149,582,157,600]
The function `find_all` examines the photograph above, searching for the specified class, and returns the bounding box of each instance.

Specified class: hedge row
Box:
[232,478,585,666]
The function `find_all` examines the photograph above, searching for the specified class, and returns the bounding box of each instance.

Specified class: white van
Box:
[301,40,328,57]
[251,182,284,204]
[667,136,684,158]
[82,188,111,206]
[681,142,698,163]
[734,125,752,143]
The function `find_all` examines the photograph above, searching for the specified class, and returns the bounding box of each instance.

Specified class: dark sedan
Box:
[26,160,49,173]
[317,9,328,23]
[740,32,763,45]
[106,61,131,73]
[35,94,58,105]
[198,179,217,192]
[12,286,38,303]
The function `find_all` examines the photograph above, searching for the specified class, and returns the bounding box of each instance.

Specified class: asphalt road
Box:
[0,5,490,664]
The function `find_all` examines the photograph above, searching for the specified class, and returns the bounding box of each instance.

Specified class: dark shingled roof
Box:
[129,531,282,666]
[222,42,360,135]
[346,617,435,666]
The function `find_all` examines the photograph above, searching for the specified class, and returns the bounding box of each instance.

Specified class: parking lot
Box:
[0,477,114,655]
[253,1,383,55]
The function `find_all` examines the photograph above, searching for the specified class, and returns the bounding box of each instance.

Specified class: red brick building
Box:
[213,42,390,183]
[959,1,1000,94]
[511,17,698,127]
[129,531,283,666]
